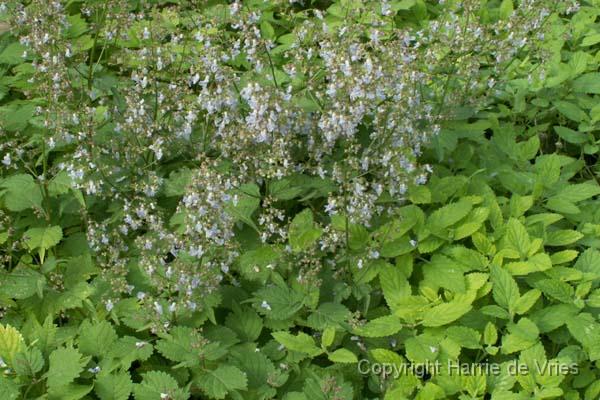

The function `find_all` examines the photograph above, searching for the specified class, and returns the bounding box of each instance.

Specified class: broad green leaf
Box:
[553,126,588,144]
[553,100,587,122]
[321,327,335,348]
[225,307,263,342]
[353,315,403,338]
[0,324,24,366]
[13,347,44,376]
[95,372,133,400]
[499,0,514,19]
[78,320,117,357]
[514,289,541,315]
[254,285,304,320]
[545,230,583,246]
[501,318,539,354]
[24,226,63,251]
[427,199,472,230]
[572,72,600,94]
[328,348,358,363]
[0,174,43,211]
[134,371,189,400]
[446,326,481,349]
[404,335,439,364]
[422,301,472,327]
[47,347,87,390]
[288,209,323,252]
[490,265,520,313]
[484,322,498,346]
[503,218,531,257]
[195,366,247,400]
[380,264,411,310]
[0,375,19,400]
[272,331,323,356]
[226,183,260,229]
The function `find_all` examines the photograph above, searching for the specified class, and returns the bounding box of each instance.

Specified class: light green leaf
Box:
[501,318,539,354]
[553,100,587,122]
[0,174,43,211]
[572,73,600,94]
[553,126,588,144]
[353,315,403,338]
[545,230,583,246]
[328,348,358,363]
[427,199,472,230]
[78,320,117,357]
[134,371,189,400]
[0,324,25,366]
[0,375,19,400]
[490,265,520,313]
[24,226,63,251]
[422,301,472,327]
[288,209,323,252]
[514,289,541,315]
[13,347,44,376]
[47,347,87,390]
[272,331,323,356]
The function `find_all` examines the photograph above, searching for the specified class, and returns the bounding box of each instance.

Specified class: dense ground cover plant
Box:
[1,0,599,399]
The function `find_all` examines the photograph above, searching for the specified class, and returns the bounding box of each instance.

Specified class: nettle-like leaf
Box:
[253,284,305,320]
[94,371,133,400]
[195,366,248,400]
[77,320,117,357]
[0,173,43,211]
[0,324,25,366]
[353,315,403,338]
[272,331,323,356]
[490,265,520,314]
[13,346,44,376]
[421,299,472,327]
[288,209,323,252]
[134,371,189,400]
[155,326,211,367]
[46,347,89,390]
[0,375,19,400]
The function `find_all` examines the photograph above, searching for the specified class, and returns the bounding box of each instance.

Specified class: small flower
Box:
[105,299,114,312]
[260,300,271,311]
[88,366,101,374]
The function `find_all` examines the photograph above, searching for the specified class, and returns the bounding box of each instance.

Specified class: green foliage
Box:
[1,0,599,399]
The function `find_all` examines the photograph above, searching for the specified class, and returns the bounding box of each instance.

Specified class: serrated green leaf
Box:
[288,209,323,252]
[0,324,24,366]
[24,226,63,251]
[0,174,43,211]
[353,315,402,338]
[195,366,247,400]
[95,372,133,400]
[328,348,358,363]
[77,320,117,357]
[490,265,520,313]
[272,331,323,356]
[13,347,44,376]
[134,371,189,400]
[0,375,19,400]
[422,300,472,327]
[47,347,87,389]
[254,285,304,320]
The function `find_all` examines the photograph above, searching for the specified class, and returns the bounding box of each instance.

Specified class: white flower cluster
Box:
[6,0,557,327]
